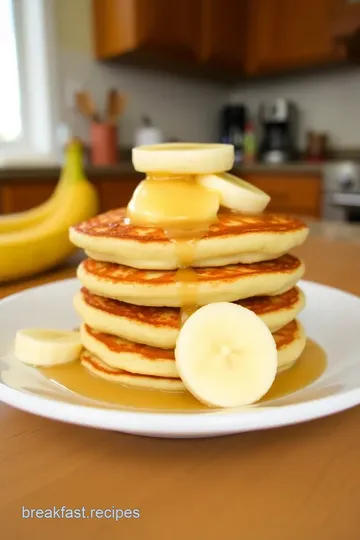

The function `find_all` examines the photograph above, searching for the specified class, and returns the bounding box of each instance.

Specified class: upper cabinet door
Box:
[93,0,202,61]
[247,0,343,74]
[332,0,360,62]
[93,0,136,58]
[200,0,248,71]
[135,0,202,60]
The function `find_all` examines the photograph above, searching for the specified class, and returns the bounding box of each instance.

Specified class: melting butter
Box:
[126,173,219,326]
[127,174,219,228]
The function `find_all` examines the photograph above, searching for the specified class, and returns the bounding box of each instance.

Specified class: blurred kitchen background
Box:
[2,0,360,224]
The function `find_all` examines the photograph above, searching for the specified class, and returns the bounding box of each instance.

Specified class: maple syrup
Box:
[127,172,217,325]
[38,339,327,412]
[37,158,323,411]
[127,174,219,228]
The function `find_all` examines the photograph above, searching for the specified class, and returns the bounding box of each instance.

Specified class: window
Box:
[0,0,59,160]
[0,0,22,142]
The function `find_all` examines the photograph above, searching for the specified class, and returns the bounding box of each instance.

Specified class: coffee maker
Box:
[219,104,249,163]
[257,99,299,163]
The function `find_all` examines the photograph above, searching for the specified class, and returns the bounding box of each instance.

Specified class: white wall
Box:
[54,0,225,146]
[54,0,360,150]
[227,67,360,150]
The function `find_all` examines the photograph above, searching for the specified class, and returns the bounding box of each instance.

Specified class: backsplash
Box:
[55,0,225,147]
[57,50,225,146]
[55,0,360,153]
[227,66,360,150]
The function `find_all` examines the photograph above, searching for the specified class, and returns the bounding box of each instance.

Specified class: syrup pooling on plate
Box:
[13,142,322,412]
[38,339,327,411]
[127,172,219,325]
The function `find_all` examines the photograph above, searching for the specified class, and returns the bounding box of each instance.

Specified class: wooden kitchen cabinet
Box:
[332,0,360,62]
[97,176,142,211]
[0,175,142,215]
[240,173,322,217]
[0,172,322,218]
[245,0,343,74]
[200,0,248,70]
[93,0,202,61]
[92,0,346,77]
[92,0,248,75]
[0,182,57,214]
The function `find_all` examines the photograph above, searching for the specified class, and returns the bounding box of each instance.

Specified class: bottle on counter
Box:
[243,120,256,164]
[134,116,163,146]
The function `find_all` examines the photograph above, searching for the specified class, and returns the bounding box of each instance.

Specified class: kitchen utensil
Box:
[75,91,99,122]
[106,89,125,124]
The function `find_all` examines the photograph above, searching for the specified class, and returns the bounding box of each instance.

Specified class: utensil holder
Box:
[90,122,118,166]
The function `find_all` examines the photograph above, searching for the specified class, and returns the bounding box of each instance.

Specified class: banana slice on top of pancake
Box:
[175,302,278,408]
[196,172,270,214]
[132,143,234,174]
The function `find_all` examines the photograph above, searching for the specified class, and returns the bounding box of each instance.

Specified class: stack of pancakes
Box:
[70,208,309,393]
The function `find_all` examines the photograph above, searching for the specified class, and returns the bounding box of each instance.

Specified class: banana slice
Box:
[15,329,82,367]
[132,143,234,174]
[174,302,277,408]
[196,172,270,213]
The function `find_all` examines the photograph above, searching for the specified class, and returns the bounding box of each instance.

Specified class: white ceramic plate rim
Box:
[0,278,360,438]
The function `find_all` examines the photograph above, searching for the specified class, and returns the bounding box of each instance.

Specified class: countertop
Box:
[1,147,359,181]
[235,162,325,174]
[0,162,139,181]
[1,220,360,539]
[0,160,331,181]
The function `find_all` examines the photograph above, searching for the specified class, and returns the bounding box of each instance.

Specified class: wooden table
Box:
[1,232,360,540]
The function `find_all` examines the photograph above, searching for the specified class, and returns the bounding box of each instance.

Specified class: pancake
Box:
[74,286,306,348]
[80,323,178,377]
[77,254,305,307]
[69,208,309,269]
[274,319,306,371]
[80,319,306,381]
[80,349,185,391]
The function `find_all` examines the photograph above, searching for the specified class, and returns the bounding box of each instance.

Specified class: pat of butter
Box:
[127,176,220,228]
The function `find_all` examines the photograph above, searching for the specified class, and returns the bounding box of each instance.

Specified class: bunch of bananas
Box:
[0,139,99,282]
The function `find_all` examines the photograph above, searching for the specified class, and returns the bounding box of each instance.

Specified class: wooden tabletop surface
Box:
[1,232,360,540]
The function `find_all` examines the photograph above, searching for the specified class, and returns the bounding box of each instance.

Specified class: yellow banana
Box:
[0,139,99,282]
[0,158,70,234]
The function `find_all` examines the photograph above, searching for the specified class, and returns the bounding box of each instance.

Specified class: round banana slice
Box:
[15,328,82,367]
[196,172,270,213]
[174,302,277,408]
[132,143,234,174]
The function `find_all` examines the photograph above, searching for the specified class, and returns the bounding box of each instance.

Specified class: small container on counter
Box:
[134,116,163,146]
[90,122,118,166]
[305,131,329,162]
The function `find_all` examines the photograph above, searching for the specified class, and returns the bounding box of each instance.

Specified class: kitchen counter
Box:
[0,160,348,219]
[1,145,360,181]
[306,217,360,243]
[6,157,360,182]
[0,161,324,182]
[0,162,140,182]
[0,221,360,539]
[234,162,324,174]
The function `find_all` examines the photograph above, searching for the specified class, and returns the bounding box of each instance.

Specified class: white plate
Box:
[0,278,360,438]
